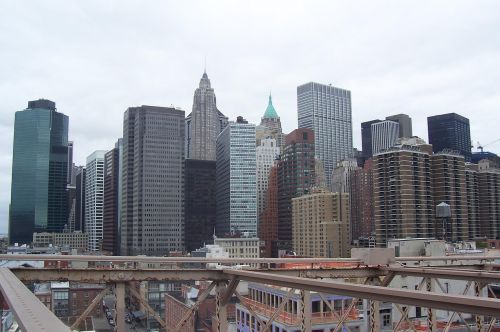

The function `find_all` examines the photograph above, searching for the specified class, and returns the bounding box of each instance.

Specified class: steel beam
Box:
[115,282,126,332]
[224,269,500,317]
[11,268,225,282]
[11,267,384,283]
[0,268,70,331]
[214,281,228,332]
[385,266,500,283]
[0,253,360,264]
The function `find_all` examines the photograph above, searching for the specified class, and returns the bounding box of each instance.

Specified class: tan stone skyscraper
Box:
[292,189,350,258]
[185,71,228,160]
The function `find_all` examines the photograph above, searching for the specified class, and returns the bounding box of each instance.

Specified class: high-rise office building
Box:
[216,117,257,236]
[292,189,350,258]
[297,82,353,187]
[121,106,185,256]
[371,120,400,155]
[427,113,472,161]
[255,94,285,151]
[431,152,468,242]
[386,114,412,138]
[9,99,69,245]
[185,71,228,160]
[85,150,106,251]
[259,165,278,257]
[361,120,382,160]
[256,137,280,227]
[184,159,217,252]
[74,167,85,232]
[374,145,434,247]
[277,128,316,251]
[102,140,122,255]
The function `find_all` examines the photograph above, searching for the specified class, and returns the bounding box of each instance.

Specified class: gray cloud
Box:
[1,0,500,233]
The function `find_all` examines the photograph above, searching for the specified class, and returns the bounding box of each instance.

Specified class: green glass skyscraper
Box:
[9,99,69,245]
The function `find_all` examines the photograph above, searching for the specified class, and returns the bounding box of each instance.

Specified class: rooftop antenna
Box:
[204,56,207,74]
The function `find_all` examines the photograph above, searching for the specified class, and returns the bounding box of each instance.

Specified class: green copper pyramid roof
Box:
[263,94,279,119]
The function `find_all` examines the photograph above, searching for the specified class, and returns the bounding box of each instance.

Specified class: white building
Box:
[371,120,400,155]
[256,137,280,221]
[213,235,260,261]
[297,82,353,188]
[216,117,257,236]
[85,150,106,251]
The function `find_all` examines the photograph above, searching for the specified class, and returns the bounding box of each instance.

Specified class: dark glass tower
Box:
[9,99,69,245]
[427,113,472,161]
[184,159,216,252]
[361,119,381,159]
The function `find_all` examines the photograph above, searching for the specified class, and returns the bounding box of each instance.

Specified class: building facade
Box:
[85,150,106,251]
[32,232,88,251]
[477,160,500,239]
[236,283,363,331]
[259,166,279,258]
[350,159,375,246]
[184,159,217,252]
[256,137,280,228]
[216,117,257,236]
[102,140,122,255]
[292,189,350,258]
[431,151,469,242]
[185,71,228,160]
[427,113,472,161]
[121,106,185,256]
[361,120,382,160]
[277,129,316,251]
[9,99,69,245]
[386,113,412,138]
[374,146,434,246]
[371,120,400,155]
[297,82,353,187]
[74,167,85,232]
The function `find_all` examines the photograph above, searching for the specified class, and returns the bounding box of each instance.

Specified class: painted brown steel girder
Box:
[224,269,500,317]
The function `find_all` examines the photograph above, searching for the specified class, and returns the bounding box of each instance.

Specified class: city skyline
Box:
[1,1,500,233]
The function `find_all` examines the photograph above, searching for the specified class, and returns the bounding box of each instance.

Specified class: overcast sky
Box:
[1,1,500,233]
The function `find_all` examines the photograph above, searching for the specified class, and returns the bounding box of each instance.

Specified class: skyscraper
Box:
[9,99,69,245]
[216,117,257,236]
[184,159,217,252]
[85,150,106,251]
[297,82,353,187]
[361,119,382,160]
[255,94,285,151]
[259,165,279,257]
[374,145,434,246]
[256,137,280,227]
[121,106,185,256]
[371,120,400,155]
[185,71,228,160]
[103,140,122,255]
[386,114,412,138]
[277,128,316,251]
[74,167,86,232]
[427,113,472,161]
